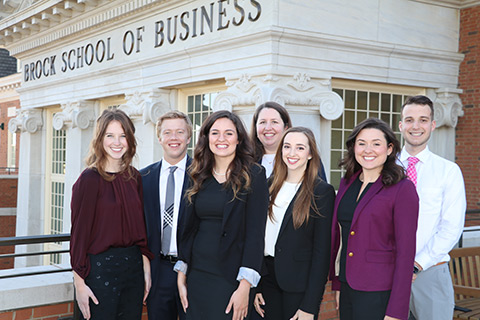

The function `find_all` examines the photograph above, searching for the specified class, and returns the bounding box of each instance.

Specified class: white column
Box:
[213,73,344,177]
[120,88,174,169]
[428,88,464,162]
[8,109,44,267]
[53,100,97,264]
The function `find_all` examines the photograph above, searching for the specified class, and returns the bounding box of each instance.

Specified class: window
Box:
[329,80,423,189]
[178,83,226,156]
[44,109,66,265]
[7,130,16,168]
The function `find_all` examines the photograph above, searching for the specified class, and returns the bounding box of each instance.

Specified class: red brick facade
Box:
[458,6,480,213]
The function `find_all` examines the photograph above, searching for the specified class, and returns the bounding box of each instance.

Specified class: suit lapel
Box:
[351,176,384,227]
[277,188,300,238]
[222,187,237,229]
[152,160,162,233]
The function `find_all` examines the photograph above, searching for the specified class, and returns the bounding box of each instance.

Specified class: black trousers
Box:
[81,246,144,320]
[260,256,318,320]
[147,257,186,320]
[339,281,391,320]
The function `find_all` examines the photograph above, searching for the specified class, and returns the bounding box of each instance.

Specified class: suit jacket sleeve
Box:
[177,194,199,266]
[241,164,269,273]
[385,180,419,319]
[300,182,335,314]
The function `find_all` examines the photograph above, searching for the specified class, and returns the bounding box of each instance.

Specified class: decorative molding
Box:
[1,0,173,55]
[119,88,172,124]
[213,73,344,120]
[52,100,96,130]
[8,108,43,133]
[434,88,464,128]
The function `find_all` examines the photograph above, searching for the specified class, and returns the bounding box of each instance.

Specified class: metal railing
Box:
[0,233,77,319]
[0,167,18,175]
[0,233,71,279]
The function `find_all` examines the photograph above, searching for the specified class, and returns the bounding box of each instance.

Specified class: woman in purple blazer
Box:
[329,118,419,320]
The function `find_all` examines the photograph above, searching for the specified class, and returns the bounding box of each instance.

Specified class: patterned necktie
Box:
[406,157,420,187]
[162,166,177,255]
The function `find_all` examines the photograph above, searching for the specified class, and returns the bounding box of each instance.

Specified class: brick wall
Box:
[0,215,16,269]
[0,178,17,208]
[458,6,480,211]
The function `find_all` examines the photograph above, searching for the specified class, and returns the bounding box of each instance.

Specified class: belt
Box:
[160,254,178,264]
[435,261,447,266]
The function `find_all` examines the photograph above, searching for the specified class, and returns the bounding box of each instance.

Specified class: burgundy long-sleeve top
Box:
[70,167,153,279]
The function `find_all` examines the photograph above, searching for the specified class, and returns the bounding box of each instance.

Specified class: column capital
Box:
[53,101,96,130]
[120,88,172,124]
[213,73,344,120]
[433,88,464,128]
[8,108,43,133]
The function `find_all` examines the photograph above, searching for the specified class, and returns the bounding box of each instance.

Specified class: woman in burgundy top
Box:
[70,109,153,320]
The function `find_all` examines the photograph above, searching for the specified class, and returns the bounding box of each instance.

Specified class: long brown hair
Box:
[269,127,322,229]
[250,102,292,162]
[85,109,137,181]
[186,110,255,202]
[339,117,404,186]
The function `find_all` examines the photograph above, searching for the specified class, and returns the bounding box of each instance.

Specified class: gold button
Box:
[350,231,355,236]
[348,252,354,257]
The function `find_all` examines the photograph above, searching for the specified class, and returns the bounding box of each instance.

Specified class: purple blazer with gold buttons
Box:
[329,171,419,320]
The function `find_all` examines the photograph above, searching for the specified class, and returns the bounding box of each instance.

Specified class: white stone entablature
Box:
[214,73,343,121]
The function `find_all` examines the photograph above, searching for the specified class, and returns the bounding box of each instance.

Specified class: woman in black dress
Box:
[176,110,269,320]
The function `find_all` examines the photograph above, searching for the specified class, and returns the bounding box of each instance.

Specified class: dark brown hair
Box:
[401,95,434,119]
[186,110,255,201]
[86,109,136,181]
[250,102,292,162]
[156,110,193,139]
[339,117,404,186]
[269,127,322,229]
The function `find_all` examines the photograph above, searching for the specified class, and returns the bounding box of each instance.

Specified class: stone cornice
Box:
[0,72,21,102]
[412,0,480,9]
[0,0,173,55]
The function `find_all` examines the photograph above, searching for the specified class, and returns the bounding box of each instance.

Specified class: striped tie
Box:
[162,166,177,255]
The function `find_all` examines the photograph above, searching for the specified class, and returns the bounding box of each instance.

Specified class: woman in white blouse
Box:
[253,127,335,320]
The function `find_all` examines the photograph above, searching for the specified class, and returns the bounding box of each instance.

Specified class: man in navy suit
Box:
[140,111,192,320]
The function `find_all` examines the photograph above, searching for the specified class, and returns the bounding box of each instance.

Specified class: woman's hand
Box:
[290,309,314,320]
[384,316,401,320]
[177,270,188,313]
[335,290,340,310]
[253,292,265,318]
[142,255,151,304]
[225,279,250,320]
[73,271,98,320]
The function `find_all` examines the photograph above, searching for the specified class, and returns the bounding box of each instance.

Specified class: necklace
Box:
[213,168,227,176]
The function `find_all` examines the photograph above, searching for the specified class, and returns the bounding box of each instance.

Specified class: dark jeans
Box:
[81,246,144,320]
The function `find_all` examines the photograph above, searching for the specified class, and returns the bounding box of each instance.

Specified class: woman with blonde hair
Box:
[70,109,153,320]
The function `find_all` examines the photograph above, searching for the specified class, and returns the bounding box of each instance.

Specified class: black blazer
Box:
[178,164,269,284]
[261,178,335,314]
[140,156,192,257]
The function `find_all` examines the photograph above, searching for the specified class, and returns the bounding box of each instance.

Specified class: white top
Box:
[264,181,301,257]
[261,153,276,177]
[159,155,187,256]
[398,146,466,270]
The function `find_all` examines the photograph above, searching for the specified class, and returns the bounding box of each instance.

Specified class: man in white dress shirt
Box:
[398,95,466,320]
[140,111,192,320]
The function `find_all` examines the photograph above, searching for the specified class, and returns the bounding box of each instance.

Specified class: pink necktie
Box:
[406,157,420,187]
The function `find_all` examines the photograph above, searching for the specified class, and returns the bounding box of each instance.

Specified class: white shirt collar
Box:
[161,154,187,173]
[400,146,432,164]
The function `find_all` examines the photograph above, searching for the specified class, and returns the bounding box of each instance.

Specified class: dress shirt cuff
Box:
[236,267,261,288]
[415,252,435,271]
[173,260,188,274]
